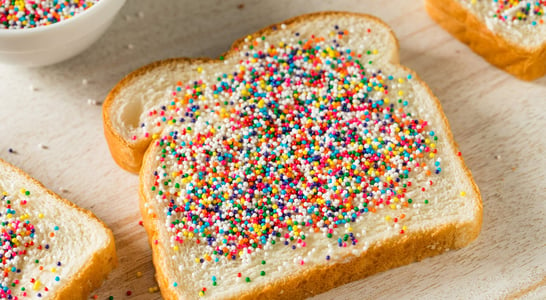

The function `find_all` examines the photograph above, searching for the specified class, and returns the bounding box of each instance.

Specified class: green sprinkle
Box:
[245,277,251,282]
[260,271,266,276]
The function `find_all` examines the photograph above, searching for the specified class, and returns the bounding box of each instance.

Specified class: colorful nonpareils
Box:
[0,0,102,29]
[466,0,545,26]
[0,190,64,298]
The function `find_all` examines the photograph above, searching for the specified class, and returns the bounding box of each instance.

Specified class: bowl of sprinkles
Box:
[0,0,126,67]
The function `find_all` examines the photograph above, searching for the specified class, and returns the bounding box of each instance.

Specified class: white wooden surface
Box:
[0,0,545,299]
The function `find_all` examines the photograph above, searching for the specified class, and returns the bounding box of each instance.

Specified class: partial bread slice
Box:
[425,0,546,81]
[0,158,116,299]
[103,12,482,299]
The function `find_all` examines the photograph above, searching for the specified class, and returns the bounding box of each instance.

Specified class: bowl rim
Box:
[0,0,124,36]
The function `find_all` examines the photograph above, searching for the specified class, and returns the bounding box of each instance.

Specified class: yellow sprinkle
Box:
[398,90,404,96]
[136,271,143,278]
[199,291,205,297]
[385,215,391,221]
[20,188,26,195]
[402,225,407,231]
[51,267,56,273]
[38,213,44,219]
[173,246,179,251]
[33,280,41,291]
[460,191,466,197]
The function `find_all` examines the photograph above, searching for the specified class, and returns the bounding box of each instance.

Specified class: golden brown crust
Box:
[126,11,482,300]
[0,158,117,300]
[425,0,546,81]
[138,145,179,300]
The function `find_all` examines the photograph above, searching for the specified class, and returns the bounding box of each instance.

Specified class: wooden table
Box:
[1,0,544,299]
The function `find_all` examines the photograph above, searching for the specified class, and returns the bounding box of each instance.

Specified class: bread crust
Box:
[425,0,546,81]
[124,11,482,299]
[103,58,212,173]
[0,158,117,300]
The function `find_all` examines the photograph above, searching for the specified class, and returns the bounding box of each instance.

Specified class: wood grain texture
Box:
[0,0,544,299]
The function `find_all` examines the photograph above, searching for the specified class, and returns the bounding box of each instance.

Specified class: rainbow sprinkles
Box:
[0,0,102,29]
[462,0,545,26]
[0,190,64,299]
[139,23,449,297]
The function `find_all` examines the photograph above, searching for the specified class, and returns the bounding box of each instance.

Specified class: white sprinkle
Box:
[127,44,134,50]
[82,78,88,85]
[495,155,501,160]
[29,85,37,92]
[59,187,68,193]
[138,11,145,18]
[87,99,101,105]
[38,144,47,149]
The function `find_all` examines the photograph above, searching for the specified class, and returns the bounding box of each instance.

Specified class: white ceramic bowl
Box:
[0,0,126,67]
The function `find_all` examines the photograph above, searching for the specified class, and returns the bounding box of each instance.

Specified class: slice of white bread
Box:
[0,158,116,299]
[425,0,546,81]
[103,12,482,299]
